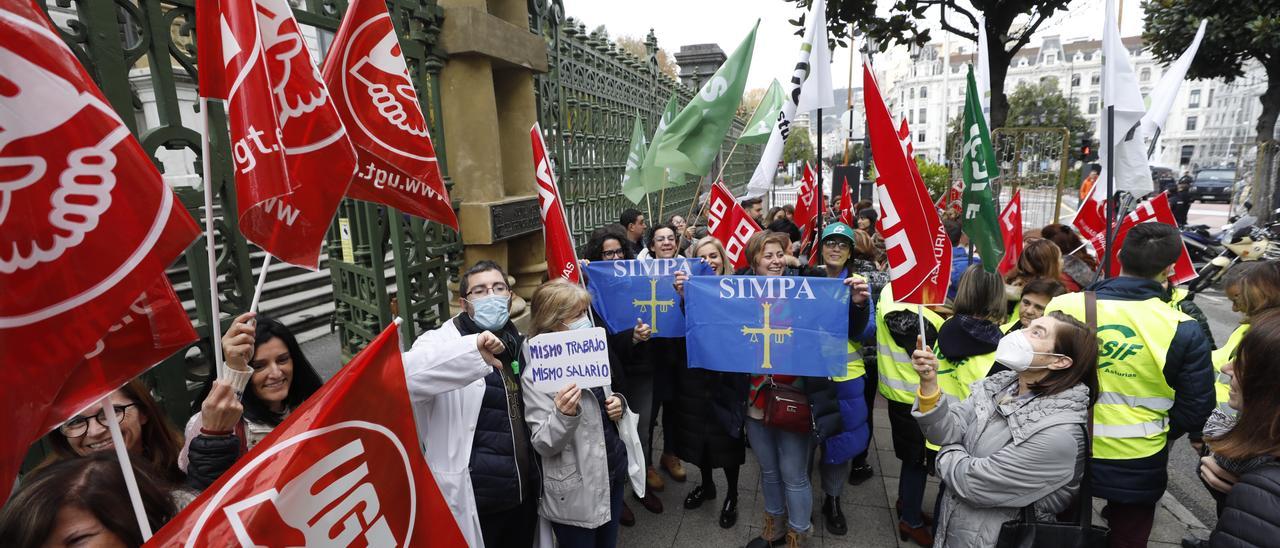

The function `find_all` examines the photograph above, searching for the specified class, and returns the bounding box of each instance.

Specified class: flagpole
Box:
[249,254,271,315]
[199,97,226,377]
[843,27,855,165]
[645,194,655,225]
[818,109,826,204]
[657,186,667,223]
[103,399,152,540]
[1102,105,1117,279]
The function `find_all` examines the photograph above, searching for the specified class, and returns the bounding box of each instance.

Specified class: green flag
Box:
[651,21,758,176]
[960,65,1005,271]
[640,93,686,193]
[738,79,783,145]
[622,116,648,204]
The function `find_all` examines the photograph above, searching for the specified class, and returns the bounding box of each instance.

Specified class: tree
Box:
[615,34,679,79]
[739,87,769,118]
[1143,0,1280,221]
[916,157,951,197]
[787,0,1075,130]
[783,128,816,165]
[1004,79,1093,164]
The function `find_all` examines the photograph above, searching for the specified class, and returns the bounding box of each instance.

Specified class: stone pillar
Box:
[438,0,549,319]
[674,44,726,92]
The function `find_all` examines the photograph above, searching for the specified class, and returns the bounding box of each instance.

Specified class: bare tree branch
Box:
[940,20,978,43]
[944,0,979,34]
[1008,9,1051,56]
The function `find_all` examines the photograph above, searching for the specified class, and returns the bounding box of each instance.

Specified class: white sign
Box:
[525,327,611,393]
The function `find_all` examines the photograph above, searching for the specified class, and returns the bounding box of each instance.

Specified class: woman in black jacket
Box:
[1203,311,1280,547]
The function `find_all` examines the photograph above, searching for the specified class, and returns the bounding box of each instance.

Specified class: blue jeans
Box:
[746,418,813,533]
[551,480,623,548]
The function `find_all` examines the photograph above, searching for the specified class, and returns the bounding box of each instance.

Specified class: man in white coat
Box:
[404,260,540,548]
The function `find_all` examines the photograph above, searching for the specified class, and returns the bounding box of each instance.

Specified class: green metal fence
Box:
[528,0,761,244]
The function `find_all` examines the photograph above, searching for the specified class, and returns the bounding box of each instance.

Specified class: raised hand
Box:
[633,318,652,343]
[910,335,940,396]
[221,312,257,372]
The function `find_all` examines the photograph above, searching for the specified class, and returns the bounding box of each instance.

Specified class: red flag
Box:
[198,0,358,269]
[839,176,854,226]
[794,162,818,235]
[997,190,1024,275]
[43,278,197,434]
[148,322,465,547]
[864,62,951,304]
[707,181,761,270]
[1073,181,1109,259]
[935,179,963,215]
[1106,192,1197,284]
[531,123,580,283]
[322,0,458,230]
[0,1,200,497]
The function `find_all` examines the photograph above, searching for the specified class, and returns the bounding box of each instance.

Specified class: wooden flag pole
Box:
[685,94,768,227]
[657,186,667,223]
[103,399,152,540]
[199,97,227,377]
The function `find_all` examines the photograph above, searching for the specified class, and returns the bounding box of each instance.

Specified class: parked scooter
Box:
[1181,224,1224,266]
[1188,209,1280,293]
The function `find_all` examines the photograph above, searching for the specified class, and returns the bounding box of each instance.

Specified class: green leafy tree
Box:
[786,0,1075,130]
[1143,0,1280,221]
[1004,79,1093,164]
[916,156,951,197]
[783,128,816,165]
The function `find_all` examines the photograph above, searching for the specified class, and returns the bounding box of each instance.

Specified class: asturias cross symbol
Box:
[741,302,793,369]
[632,278,674,334]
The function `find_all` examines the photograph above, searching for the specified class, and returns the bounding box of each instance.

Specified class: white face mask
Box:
[995,331,1065,372]
[563,314,592,331]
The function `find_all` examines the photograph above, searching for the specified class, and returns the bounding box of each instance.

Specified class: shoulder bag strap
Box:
[1077,291,1098,528]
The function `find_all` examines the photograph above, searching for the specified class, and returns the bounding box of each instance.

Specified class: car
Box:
[1151,166,1176,193]
[1190,168,1236,203]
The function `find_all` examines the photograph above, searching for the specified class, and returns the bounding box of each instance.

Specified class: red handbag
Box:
[759,377,813,433]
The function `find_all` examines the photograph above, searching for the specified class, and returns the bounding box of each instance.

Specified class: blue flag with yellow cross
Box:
[584,258,713,338]
[685,276,848,376]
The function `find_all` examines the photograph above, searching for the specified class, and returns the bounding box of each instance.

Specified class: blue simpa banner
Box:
[583,258,714,337]
[685,276,849,376]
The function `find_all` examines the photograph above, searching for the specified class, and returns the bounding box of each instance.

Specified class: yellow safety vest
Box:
[1046,293,1185,459]
[935,348,997,402]
[1211,325,1248,418]
[876,284,945,404]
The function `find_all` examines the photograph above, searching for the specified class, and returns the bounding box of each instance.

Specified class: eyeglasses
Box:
[467,283,511,298]
[823,240,851,251]
[59,403,138,438]
[602,249,625,258]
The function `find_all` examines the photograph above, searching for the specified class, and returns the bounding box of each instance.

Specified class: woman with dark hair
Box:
[0,453,178,546]
[1040,223,1097,291]
[855,208,879,236]
[1204,311,1280,546]
[909,310,1097,547]
[935,265,1008,397]
[635,222,688,503]
[584,225,634,263]
[45,378,185,484]
[180,312,324,490]
[1003,239,1065,319]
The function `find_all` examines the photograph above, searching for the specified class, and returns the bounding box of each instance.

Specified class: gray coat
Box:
[913,371,1090,548]
[522,360,619,529]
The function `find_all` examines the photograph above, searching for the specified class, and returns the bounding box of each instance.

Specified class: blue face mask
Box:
[564,314,592,331]
[468,295,510,331]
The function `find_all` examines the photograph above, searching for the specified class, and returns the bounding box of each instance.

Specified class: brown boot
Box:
[785,529,808,548]
[646,466,664,492]
[660,452,687,482]
[745,513,786,547]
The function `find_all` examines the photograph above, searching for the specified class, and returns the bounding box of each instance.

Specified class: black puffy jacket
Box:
[672,366,748,469]
[1210,465,1280,547]
[185,433,240,491]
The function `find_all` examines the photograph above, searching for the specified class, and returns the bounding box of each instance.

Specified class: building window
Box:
[1071,73,1081,87]
[1207,89,1214,108]
[910,88,915,99]
[919,107,927,123]
[918,131,926,143]
[1140,68,1151,82]
[1090,73,1100,85]
[920,86,928,98]
[1186,115,1198,131]
[1088,96,1099,114]
[1189,89,1201,108]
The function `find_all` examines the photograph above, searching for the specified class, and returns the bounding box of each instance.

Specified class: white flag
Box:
[1095,0,1152,198]
[796,0,834,113]
[975,15,991,127]
[1140,19,1208,143]
[744,0,829,198]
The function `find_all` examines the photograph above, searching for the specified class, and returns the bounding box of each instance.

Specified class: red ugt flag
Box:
[839,176,854,227]
[1073,175,1109,259]
[708,181,761,271]
[1106,192,1197,284]
[864,61,951,304]
[997,190,1023,275]
[322,0,458,230]
[148,322,465,547]
[531,123,581,283]
[198,0,358,269]
[794,162,818,236]
[0,1,200,497]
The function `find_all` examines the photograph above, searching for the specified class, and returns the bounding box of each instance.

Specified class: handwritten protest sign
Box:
[525,327,612,392]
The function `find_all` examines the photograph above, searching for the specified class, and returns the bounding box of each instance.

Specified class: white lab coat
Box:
[403,316,493,548]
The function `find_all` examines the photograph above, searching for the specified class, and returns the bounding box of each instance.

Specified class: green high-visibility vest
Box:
[935,348,997,401]
[1046,292,1186,460]
[1211,324,1248,418]
[875,284,945,404]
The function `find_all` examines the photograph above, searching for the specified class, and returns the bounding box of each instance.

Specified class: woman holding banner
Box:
[640,223,690,498]
[521,281,630,548]
[671,236,748,528]
[909,310,1097,547]
[737,231,871,548]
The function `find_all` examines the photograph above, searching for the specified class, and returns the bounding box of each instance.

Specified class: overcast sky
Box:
[561,0,1149,93]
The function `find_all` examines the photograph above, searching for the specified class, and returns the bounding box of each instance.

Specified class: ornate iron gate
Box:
[39,0,459,429]
[950,126,1070,228]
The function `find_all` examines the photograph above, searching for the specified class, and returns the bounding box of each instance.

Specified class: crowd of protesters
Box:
[3,193,1279,548]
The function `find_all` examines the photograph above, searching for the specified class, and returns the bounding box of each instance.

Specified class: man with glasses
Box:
[403,260,539,548]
